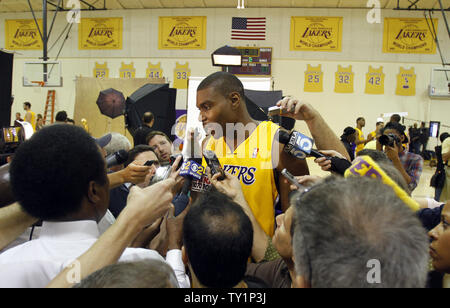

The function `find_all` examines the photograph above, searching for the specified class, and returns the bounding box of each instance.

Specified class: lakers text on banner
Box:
[119,62,136,79]
[290,17,342,51]
[146,62,164,79]
[304,64,324,92]
[365,66,385,95]
[159,16,207,50]
[383,18,437,54]
[79,18,123,50]
[5,19,43,50]
[94,62,109,79]
[173,62,191,89]
[396,67,416,96]
[335,65,354,93]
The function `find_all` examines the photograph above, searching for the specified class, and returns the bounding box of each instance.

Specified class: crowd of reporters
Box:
[0,83,449,289]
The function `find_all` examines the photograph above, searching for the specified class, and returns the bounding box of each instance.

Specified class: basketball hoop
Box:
[31,81,46,87]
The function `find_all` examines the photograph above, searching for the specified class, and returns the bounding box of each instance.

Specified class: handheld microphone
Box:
[175,158,203,216]
[179,158,204,194]
[277,130,314,160]
[276,130,351,175]
[106,150,129,168]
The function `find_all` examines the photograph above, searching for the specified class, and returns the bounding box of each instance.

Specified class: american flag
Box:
[231,17,266,40]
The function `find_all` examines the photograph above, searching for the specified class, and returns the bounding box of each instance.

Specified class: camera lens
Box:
[379,135,391,146]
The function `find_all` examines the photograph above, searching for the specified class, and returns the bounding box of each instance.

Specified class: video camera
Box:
[379,133,401,148]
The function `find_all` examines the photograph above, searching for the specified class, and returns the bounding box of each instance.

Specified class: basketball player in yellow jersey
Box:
[197,72,349,236]
[23,102,36,131]
[355,117,373,154]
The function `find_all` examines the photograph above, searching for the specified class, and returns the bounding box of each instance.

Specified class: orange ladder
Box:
[44,90,56,125]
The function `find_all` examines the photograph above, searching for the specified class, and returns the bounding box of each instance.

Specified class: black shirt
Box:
[133,125,154,146]
[341,138,355,162]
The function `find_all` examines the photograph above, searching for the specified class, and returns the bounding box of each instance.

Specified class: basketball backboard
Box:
[429,67,450,99]
[23,61,62,87]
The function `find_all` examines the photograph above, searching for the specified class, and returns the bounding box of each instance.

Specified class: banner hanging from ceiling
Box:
[79,17,123,50]
[159,16,207,49]
[290,16,343,52]
[383,18,437,54]
[5,19,43,50]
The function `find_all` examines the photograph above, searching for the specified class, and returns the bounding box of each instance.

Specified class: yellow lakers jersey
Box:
[334,65,354,93]
[119,62,136,79]
[365,66,385,95]
[355,127,364,153]
[173,62,190,89]
[26,111,36,131]
[396,67,416,96]
[203,121,280,236]
[146,62,163,79]
[304,64,323,93]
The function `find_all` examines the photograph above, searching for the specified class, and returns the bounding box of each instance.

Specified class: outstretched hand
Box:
[168,155,185,194]
[166,199,191,251]
[314,150,347,172]
[207,167,245,203]
[124,178,177,230]
[121,161,152,185]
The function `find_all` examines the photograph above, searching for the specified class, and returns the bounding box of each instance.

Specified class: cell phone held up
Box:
[281,168,308,194]
[203,150,225,181]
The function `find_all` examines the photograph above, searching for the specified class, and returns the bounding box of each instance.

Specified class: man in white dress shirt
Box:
[0,125,189,288]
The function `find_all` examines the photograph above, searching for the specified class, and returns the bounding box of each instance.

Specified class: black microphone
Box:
[276,130,351,175]
[203,150,225,181]
[106,150,129,168]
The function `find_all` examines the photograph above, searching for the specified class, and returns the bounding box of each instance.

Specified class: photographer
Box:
[377,121,423,192]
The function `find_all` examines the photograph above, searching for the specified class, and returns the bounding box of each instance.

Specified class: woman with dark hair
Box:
[340,127,356,161]
[35,114,44,131]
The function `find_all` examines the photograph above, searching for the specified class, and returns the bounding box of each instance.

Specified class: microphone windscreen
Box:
[116,150,129,164]
[106,150,129,168]
[276,130,290,145]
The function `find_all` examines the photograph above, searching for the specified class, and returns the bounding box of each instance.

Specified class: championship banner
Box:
[304,64,324,92]
[5,19,43,50]
[159,16,207,50]
[79,18,123,50]
[365,66,385,95]
[383,18,437,54]
[290,17,342,51]
[335,65,354,94]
